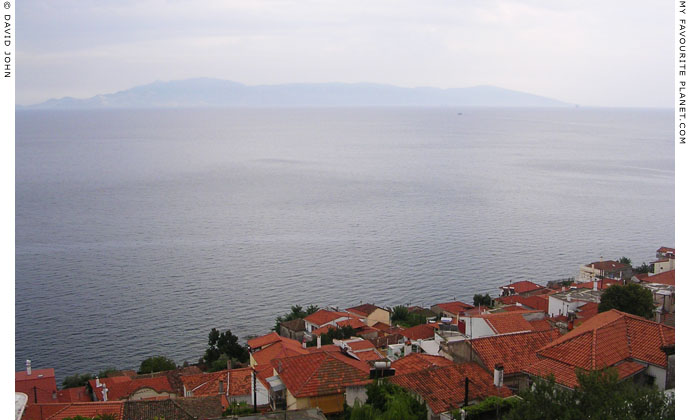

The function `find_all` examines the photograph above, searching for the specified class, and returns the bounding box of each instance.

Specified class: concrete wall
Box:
[365,309,391,326]
[548,296,585,317]
[345,385,367,407]
[646,364,668,391]
[457,317,494,338]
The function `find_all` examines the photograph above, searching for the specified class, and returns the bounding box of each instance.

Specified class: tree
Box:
[138,356,176,374]
[473,293,492,307]
[62,373,94,389]
[273,304,319,332]
[598,283,655,318]
[505,369,673,420]
[348,381,427,420]
[96,368,119,379]
[635,262,652,274]
[391,306,409,323]
[618,256,632,266]
[202,328,249,368]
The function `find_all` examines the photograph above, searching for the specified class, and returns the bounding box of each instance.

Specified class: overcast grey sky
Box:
[18,0,673,107]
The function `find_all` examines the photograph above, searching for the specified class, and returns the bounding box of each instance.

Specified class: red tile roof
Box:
[272,352,371,398]
[574,302,599,323]
[470,330,559,376]
[574,278,623,290]
[479,312,539,334]
[336,318,368,329]
[307,344,341,353]
[388,363,512,414]
[248,332,282,350]
[22,403,70,420]
[346,304,386,317]
[304,310,354,326]
[434,301,474,315]
[588,260,630,271]
[16,369,58,405]
[523,358,646,389]
[371,322,391,331]
[500,281,545,294]
[537,310,674,372]
[642,270,675,286]
[346,340,377,351]
[180,368,252,397]
[89,376,175,401]
[56,386,92,403]
[527,319,556,332]
[251,338,309,366]
[46,402,125,420]
[657,247,675,254]
[353,349,385,362]
[400,323,438,341]
[391,354,456,375]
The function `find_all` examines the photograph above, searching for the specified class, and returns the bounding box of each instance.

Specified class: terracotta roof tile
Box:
[523,359,646,389]
[657,247,675,254]
[353,349,385,362]
[391,354,456,375]
[400,323,438,341]
[536,310,674,372]
[388,363,511,414]
[346,304,386,317]
[528,319,555,332]
[22,403,69,420]
[346,340,377,351]
[588,260,631,271]
[304,310,354,326]
[251,339,309,366]
[180,368,252,397]
[371,322,391,331]
[272,352,371,398]
[479,312,536,334]
[248,332,282,350]
[336,318,368,329]
[46,402,125,420]
[89,376,175,402]
[123,396,223,420]
[642,270,675,286]
[499,281,545,294]
[470,330,559,375]
[433,301,474,315]
[56,386,91,403]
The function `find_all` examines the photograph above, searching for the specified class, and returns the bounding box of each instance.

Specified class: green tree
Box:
[307,326,357,347]
[618,256,632,266]
[598,283,655,318]
[202,328,249,368]
[138,356,177,374]
[348,381,427,420]
[391,306,409,323]
[473,293,492,307]
[62,373,94,389]
[635,262,652,274]
[96,368,119,379]
[505,369,673,420]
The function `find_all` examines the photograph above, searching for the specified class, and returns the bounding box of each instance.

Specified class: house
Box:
[249,332,283,352]
[523,310,675,391]
[456,310,549,339]
[400,323,438,341]
[310,318,379,341]
[633,271,675,326]
[656,247,675,259]
[279,318,307,342]
[578,260,632,282]
[179,367,268,408]
[494,295,550,313]
[266,351,371,414]
[16,362,58,405]
[122,396,223,420]
[88,375,176,401]
[303,310,357,334]
[651,257,675,275]
[332,338,386,362]
[443,330,559,392]
[430,301,474,322]
[547,288,602,318]
[499,280,546,297]
[249,336,309,367]
[346,304,391,327]
[388,363,512,420]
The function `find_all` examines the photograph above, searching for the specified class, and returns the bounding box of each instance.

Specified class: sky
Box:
[17,0,673,107]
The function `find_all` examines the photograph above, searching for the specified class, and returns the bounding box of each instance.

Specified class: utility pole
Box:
[253,369,257,413]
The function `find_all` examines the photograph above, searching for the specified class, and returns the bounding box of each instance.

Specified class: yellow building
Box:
[346,304,391,327]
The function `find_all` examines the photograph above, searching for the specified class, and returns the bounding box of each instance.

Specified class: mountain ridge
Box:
[20,78,571,109]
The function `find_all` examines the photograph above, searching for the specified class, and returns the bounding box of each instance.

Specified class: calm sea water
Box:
[15,107,674,382]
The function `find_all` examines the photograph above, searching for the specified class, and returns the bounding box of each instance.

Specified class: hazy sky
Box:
[18,0,672,107]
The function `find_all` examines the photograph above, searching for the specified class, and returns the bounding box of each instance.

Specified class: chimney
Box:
[593,280,598,292]
[26,360,32,376]
[302,341,307,349]
[493,364,504,388]
[96,377,101,387]
[102,386,108,402]
[404,341,412,357]
[567,320,574,331]
[317,335,322,349]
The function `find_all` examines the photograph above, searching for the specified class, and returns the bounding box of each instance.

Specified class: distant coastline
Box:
[19,78,571,109]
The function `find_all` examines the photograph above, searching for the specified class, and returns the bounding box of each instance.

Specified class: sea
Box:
[15,107,674,383]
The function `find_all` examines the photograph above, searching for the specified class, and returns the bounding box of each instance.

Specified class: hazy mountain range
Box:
[21,78,571,109]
